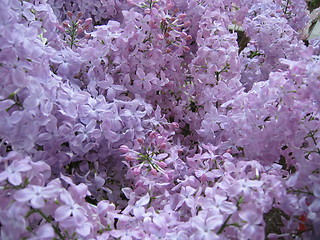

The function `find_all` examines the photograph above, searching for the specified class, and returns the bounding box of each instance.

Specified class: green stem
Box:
[67,21,78,48]
[287,188,314,196]
[26,209,65,240]
[217,214,232,234]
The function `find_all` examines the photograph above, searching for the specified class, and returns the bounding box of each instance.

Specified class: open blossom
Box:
[28,223,55,240]
[54,190,86,223]
[14,184,60,208]
[191,208,223,240]
[0,202,28,240]
[239,204,265,240]
[0,159,31,186]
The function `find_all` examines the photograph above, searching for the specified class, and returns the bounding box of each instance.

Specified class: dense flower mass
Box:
[1,0,320,239]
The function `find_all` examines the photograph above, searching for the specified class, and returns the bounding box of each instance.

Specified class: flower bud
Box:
[167,2,174,10]
[76,27,84,35]
[149,20,157,29]
[180,32,187,38]
[63,21,69,27]
[156,33,164,40]
[183,46,190,52]
[159,142,167,150]
[57,25,65,33]
[137,138,144,145]
[133,167,141,176]
[178,13,187,20]
[67,11,73,18]
[119,145,130,153]
[149,131,158,139]
[150,169,157,175]
[200,174,207,182]
[125,155,136,161]
[171,122,179,129]
[186,35,192,41]
[157,161,167,168]
[184,21,191,27]
[84,18,92,26]
[144,8,151,14]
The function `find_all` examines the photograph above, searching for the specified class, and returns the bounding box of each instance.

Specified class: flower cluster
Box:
[1,0,320,239]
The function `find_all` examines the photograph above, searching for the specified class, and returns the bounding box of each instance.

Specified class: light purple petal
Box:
[133,206,146,218]
[14,188,33,202]
[8,173,22,186]
[36,223,55,239]
[135,193,150,207]
[60,190,74,205]
[76,222,91,236]
[24,95,39,109]
[313,184,320,198]
[220,201,237,214]
[73,207,86,225]
[30,196,45,209]
[206,214,224,230]
[136,68,145,79]
[0,171,9,183]
[54,205,71,222]
[239,208,262,225]
[227,181,242,197]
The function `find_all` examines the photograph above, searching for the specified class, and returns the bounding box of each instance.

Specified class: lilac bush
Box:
[1,0,320,239]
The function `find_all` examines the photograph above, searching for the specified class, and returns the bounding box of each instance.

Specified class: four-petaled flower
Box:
[14,184,59,208]
[0,159,31,186]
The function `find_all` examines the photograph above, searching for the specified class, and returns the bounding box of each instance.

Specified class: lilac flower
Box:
[97,200,120,226]
[54,190,86,223]
[50,48,82,77]
[191,208,224,240]
[0,159,31,186]
[57,83,90,119]
[134,68,157,92]
[14,184,59,208]
[213,192,237,215]
[110,227,143,240]
[239,204,265,240]
[72,119,101,145]
[175,186,197,210]
[0,202,28,240]
[226,176,263,198]
[123,193,151,219]
[28,223,55,240]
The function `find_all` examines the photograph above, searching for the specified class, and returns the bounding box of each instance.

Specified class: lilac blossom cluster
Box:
[1,0,320,239]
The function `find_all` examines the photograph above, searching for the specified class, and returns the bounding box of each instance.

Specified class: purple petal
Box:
[76,222,91,237]
[239,207,262,225]
[136,68,145,79]
[60,190,74,205]
[0,171,9,183]
[30,196,45,209]
[36,224,55,238]
[23,95,39,110]
[8,173,22,186]
[54,205,71,222]
[136,193,150,207]
[14,188,33,202]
